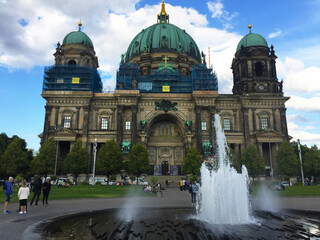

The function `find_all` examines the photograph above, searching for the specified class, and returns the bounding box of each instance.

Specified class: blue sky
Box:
[0,0,319,150]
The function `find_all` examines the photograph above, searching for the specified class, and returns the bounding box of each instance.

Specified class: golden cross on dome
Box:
[163,55,169,66]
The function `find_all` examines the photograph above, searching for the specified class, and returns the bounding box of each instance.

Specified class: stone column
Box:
[54,106,60,128]
[252,108,256,132]
[195,106,202,153]
[75,107,80,130]
[82,106,89,148]
[258,143,263,158]
[280,107,289,141]
[209,106,217,155]
[233,109,238,132]
[117,105,124,146]
[131,105,137,145]
[242,107,250,148]
[42,105,52,143]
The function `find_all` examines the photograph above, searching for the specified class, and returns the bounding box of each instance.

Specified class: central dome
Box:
[125,23,201,62]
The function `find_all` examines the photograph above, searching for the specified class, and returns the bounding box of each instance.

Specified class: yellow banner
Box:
[162,86,170,92]
[72,77,80,84]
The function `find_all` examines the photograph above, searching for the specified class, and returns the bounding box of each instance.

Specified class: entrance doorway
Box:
[162,161,169,175]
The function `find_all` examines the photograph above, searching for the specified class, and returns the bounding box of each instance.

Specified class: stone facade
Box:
[40,6,289,177]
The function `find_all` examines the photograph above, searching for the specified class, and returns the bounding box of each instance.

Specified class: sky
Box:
[0,0,320,151]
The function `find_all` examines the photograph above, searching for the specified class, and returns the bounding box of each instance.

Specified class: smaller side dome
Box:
[236,31,268,52]
[62,23,94,48]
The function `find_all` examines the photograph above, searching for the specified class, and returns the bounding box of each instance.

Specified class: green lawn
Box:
[0,185,155,203]
[251,183,320,197]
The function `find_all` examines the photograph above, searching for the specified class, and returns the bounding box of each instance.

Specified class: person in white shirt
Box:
[18,182,30,214]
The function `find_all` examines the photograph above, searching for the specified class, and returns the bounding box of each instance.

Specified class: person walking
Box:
[18,182,30,214]
[30,176,43,206]
[42,177,52,205]
[190,181,198,206]
[3,177,13,214]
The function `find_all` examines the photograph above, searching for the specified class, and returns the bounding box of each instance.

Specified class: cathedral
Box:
[40,1,289,176]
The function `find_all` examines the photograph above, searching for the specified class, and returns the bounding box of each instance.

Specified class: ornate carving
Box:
[140,120,148,131]
[203,141,213,155]
[121,140,131,154]
[155,99,178,113]
[185,120,192,131]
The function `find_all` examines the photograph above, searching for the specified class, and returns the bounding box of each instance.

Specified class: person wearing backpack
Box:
[30,176,43,206]
[3,177,13,214]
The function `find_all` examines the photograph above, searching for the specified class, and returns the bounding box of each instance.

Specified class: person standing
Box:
[3,177,13,214]
[18,182,30,214]
[42,177,52,205]
[17,178,31,212]
[190,181,198,206]
[30,176,43,206]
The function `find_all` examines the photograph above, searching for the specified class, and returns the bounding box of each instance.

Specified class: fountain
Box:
[197,114,252,224]
[40,114,320,239]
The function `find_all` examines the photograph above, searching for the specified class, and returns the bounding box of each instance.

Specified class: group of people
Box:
[3,176,52,214]
[180,178,198,205]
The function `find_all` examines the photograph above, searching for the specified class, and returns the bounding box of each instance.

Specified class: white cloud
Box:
[288,122,320,146]
[207,0,238,29]
[268,29,282,38]
[286,96,320,112]
[277,57,320,93]
[0,0,241,93]
[287,114,311,123]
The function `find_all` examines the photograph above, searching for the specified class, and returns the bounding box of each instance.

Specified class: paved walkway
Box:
[0,188,320,240]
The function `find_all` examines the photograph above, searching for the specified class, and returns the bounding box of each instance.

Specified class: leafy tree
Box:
[0,138,29,177]
[31,137,59,177]
[96,139,123,183]
[241,145,264,182]
[126,142,149,185]
[182,147,202,175]
[64,140,89,182]
[0,133,10,160]
[226,146,241,173]
[303,145,320,178]
[276,141,300,176]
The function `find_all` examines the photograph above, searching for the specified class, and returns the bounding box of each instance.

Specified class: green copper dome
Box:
[236,33,268,52]
[62,30,94,49]
[125,23,201,62]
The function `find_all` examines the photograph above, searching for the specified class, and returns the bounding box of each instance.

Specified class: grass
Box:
[251,182,320,197]
[0,185,155,203]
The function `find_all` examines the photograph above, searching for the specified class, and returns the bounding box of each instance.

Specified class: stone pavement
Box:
[0,188,320,240]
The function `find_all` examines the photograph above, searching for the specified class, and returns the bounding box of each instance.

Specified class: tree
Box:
[241,145,264,182]
[96,139,123,183]
[0,138,29,177]
[276,141,300,176]
[226,146,241,173]
[31,137,59,177]
[182,147,202,175]
[303,145,320,178]
[126,142,149,184]
[0,133,10,160]
[64,140,89,182]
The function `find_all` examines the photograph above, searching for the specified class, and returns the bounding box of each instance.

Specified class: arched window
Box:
[68,60,76,65]
[255,62,263,76]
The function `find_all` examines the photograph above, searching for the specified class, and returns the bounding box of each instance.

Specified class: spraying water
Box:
[197,114,252,224]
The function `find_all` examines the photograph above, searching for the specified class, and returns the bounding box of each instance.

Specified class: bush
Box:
[130,175,136,181]
[151,176,158,185]
[80,182,89,186]
[110,175,116,181]
[283,176,290,181]
[15,175,23,185]
[190,174,198,182]
[95,182,101,186]
[51,175,57,182]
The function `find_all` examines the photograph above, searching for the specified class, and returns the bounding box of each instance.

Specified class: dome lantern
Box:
[157,0,169,24]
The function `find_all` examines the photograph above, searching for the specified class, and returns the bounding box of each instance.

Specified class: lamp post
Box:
[92,138,97,185]
[297,139,305,186]
[54,125,61,176]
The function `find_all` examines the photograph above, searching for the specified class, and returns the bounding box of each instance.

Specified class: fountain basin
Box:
[42,207,320,239]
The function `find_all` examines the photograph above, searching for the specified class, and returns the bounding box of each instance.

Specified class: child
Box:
[18,182,30,214]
